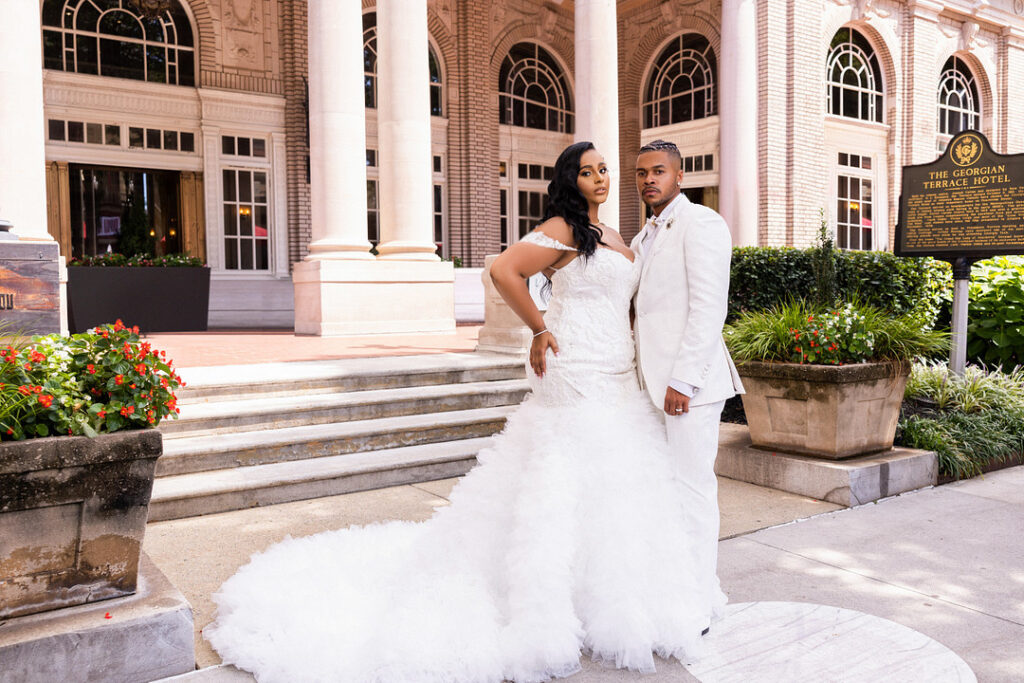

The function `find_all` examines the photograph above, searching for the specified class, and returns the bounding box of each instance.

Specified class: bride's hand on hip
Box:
[530,331,559,377]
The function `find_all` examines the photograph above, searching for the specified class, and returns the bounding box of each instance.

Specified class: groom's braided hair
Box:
[638,139,681,167]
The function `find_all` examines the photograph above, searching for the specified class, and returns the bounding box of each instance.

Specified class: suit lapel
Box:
[640,193,689,282]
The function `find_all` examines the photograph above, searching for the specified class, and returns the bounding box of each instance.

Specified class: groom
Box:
[631,139,743,629]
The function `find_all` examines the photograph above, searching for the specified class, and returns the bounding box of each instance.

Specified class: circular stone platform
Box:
[686,601,975,682]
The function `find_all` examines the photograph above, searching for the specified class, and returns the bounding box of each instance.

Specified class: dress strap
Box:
[520,231,578,251]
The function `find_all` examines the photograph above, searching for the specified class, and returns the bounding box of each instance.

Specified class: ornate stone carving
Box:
[224,0,260,29]
[960,21,980,50]
[433,0,454,33]
[222,0,265,70]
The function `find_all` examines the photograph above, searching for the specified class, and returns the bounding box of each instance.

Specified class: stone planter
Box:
[0,430,162,619]
[737,360,911,459]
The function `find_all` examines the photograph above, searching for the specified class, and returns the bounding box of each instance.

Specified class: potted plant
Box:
[726,299,948,459]
[66,252,210,334]
[0,320,183,619]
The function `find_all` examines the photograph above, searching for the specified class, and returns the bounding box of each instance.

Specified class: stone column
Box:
[375,0,439,261]
[0,1,65,334]
[0,0,49,242]
[574,0,619,228]
[718,0,759,246]
[304,0,373,261]
[293,0,454,335]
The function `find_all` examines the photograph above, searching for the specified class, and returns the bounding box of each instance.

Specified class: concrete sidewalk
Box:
[148,467,1024,682]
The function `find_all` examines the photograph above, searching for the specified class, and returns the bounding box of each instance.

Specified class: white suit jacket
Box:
[630,194,744,408]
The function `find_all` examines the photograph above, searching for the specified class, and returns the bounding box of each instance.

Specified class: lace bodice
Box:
[519,231,641,404]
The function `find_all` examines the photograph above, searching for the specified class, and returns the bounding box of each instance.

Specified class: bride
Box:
[205,142,723,682]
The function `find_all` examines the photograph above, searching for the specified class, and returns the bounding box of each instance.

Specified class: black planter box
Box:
[67,266,210,334]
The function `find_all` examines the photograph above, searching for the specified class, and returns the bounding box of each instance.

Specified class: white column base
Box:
[475,255,531,355]
[292,260,455,336]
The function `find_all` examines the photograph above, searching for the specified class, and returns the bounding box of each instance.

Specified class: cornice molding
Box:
[43,72,201,119]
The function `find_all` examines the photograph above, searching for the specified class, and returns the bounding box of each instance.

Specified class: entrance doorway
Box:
[69,165,182,259]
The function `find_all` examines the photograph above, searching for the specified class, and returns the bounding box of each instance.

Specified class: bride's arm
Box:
[490,218,575,376]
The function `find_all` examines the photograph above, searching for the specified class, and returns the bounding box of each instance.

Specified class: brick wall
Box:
[280,0,311,265]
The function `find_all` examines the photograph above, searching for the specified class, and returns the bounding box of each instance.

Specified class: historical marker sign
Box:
[896,130,1024,258]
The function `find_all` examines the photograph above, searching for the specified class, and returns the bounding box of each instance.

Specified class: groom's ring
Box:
[674,408,684,412]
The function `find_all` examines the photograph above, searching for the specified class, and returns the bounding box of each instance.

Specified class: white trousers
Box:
[663,400,726,622]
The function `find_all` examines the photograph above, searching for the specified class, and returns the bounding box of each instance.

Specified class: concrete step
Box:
[156,405,516,476]
[149,437,495,521]
[176,352,526,403]
[162,379,529,436]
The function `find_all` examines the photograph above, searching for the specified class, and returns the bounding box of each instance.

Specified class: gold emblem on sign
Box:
[951,133,983,167]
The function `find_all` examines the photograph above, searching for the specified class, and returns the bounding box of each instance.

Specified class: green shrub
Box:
[725,299,948,364]
[966,256,1024,371]
[729,247,950,326]
[898,362,1024,479]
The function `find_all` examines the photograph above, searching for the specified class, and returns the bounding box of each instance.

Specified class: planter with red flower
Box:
[725,301,948,459]
[66,253,210,334]
[0,321,183,619]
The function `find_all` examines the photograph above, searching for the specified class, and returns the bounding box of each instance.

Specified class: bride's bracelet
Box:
[532,329,548,338]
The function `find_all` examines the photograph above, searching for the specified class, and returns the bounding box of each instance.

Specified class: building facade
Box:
[4,0,1024,329]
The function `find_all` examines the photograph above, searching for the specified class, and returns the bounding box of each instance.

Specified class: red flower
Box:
[38,394,53,408]
[135,363,146,374]
[98,410,107,418]
[18,385,32,396]
[29,350,46,363]
[114,319,125,331]
[120,406,135,417]
[87,364,96,374]
[115,374,124,385]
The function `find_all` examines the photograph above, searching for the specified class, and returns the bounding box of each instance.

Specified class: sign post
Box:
[896,130,1024,375]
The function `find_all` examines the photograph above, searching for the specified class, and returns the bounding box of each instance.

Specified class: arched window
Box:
[499,43,574,133]
[938,56,980,136]
[643,33,717,129]
[827,28,883,123]
[363,12,378,108]
[41,0,195,86]
[362,12,444,117]
[429,46,443,117]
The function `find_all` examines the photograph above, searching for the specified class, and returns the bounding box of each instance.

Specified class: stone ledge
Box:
[715,423,937,506]
[0,553,195,683]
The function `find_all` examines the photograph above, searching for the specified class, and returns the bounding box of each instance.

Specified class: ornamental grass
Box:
[0,320,183,440]
[724,299,949,365]
[898,362,1024,480]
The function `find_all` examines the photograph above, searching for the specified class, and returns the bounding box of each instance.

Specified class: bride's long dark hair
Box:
[542,141,605,259]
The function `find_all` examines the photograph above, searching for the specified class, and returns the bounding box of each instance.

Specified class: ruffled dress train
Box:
[205,235,726,682]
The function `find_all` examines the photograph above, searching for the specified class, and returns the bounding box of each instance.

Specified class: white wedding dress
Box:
[205,232,726,683]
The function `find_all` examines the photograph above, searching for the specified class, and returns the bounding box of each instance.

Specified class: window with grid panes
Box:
[518,191,548,240]
[836,153,873,251]
[222,169,270,270]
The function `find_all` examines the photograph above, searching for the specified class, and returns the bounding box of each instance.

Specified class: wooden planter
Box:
[67,266,210,334]
[737,360,911,459]
[0,430,162,619]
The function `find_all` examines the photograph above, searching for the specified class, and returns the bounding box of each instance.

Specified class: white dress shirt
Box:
[640,192,697,400]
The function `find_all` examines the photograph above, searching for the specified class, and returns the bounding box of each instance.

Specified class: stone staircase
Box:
[149,353,528,521]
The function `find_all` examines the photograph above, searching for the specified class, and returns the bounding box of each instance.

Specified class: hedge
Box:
[728,247,951,327]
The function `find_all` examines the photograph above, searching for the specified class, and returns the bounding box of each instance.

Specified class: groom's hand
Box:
[664,387,690,416]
